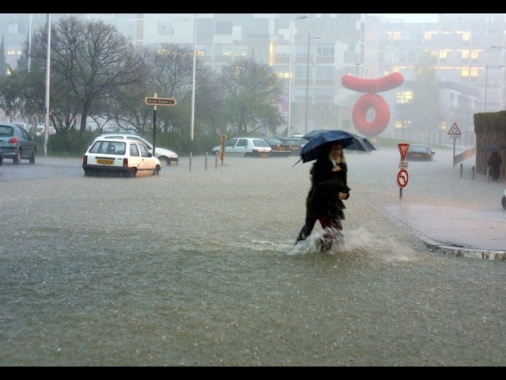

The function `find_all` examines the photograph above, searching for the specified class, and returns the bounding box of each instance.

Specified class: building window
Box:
[6,43,22,56]
[396,90,413,104]
[316,46,334,57]
[316,67,333,79]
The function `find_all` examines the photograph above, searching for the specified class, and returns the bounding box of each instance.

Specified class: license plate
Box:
[97,159,114,164]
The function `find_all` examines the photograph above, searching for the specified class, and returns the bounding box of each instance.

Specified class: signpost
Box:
[145,97,177,106]
[397,143,410,199]
[448,122,462,167]
[145,94,177,155]
[397,169,409,188]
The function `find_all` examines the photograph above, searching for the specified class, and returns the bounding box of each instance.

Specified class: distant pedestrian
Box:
[488,151,502,181]
[295,142,350,252]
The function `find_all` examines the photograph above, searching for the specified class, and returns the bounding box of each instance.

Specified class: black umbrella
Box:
[345,135,377,152]
[298,130,376,164]
[482,144,506,153]
[302,129,376,151]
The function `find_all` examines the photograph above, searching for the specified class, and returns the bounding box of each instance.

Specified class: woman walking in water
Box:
[295,142,350,252]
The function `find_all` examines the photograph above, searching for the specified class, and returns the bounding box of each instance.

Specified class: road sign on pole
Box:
[145,97,177,106]
[397,169,409,188]
[398,143,410,161]
[448,122,461,135]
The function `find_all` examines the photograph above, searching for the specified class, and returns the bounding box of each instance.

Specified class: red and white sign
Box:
[398,143,410,161]
[448,122,461,135]
[397,169,409,188]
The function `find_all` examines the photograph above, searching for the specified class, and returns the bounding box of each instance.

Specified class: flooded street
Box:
[1,148,505,366]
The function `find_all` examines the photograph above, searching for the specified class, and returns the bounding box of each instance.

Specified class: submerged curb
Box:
[423,240,506,261]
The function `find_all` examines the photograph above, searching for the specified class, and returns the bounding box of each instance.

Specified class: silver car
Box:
[211,137,272,157]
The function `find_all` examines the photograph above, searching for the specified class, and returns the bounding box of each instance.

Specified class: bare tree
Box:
[220,58,283,135]
[27,16,145,132]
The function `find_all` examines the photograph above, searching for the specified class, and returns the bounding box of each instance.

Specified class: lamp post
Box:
[43,14,51,158]
[189,13,197,172]
[304,33,320,134]
[287,15,307,137]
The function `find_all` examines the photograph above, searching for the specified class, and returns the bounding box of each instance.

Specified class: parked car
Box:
[93,134,178,166]
[406,144,435,161]
[0,122,37,164]
[263,137,293,157]
[35,125,57,136]
[211,137,271,157]
[276,136,307,156]
[82,138,161,177]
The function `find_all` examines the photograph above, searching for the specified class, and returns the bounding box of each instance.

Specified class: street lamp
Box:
[287,15,307,137]
[304,33,320,134]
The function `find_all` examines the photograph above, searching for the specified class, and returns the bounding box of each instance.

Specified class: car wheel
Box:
[29,150,35,164]
[153,166,161,175]
[0,154,3,166]
[128,168,137,178]
[159,156,171,166]
[13,150,21,164]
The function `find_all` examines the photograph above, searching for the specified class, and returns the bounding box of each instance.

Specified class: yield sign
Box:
[398,143,410,161]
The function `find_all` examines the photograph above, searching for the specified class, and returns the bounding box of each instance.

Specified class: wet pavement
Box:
[345,146,506,261]
[384,203,506,260]
[1,150,505,366]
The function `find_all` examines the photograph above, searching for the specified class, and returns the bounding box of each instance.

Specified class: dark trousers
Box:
[295,215,343,251]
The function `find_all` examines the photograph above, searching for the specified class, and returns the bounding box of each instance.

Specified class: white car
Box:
[211,137,271,157]
[82,138,161,177]
[95,134,178,166]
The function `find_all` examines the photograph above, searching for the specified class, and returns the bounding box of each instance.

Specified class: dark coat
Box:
[488,152,502,180]
[305,157,350,219]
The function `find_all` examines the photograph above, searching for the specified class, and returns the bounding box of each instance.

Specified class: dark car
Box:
[0,123,37,164]
[406,144,435,161]
[264,137,292,157]
[276,136,307,156]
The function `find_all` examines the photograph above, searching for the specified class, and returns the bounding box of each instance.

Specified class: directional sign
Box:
[145,97,177,106]
[398,143,410,161]
[397,169,409,188]
[448,122,461,135]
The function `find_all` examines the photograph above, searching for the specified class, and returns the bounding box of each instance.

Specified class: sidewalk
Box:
[384,203,506,261]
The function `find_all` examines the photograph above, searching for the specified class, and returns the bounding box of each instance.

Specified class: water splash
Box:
[287,226,419,263]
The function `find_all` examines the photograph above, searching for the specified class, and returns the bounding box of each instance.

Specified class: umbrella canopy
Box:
[299,130,376,163]
[482,144,506,153]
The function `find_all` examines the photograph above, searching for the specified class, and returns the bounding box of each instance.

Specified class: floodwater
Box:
[0,147,505,366]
